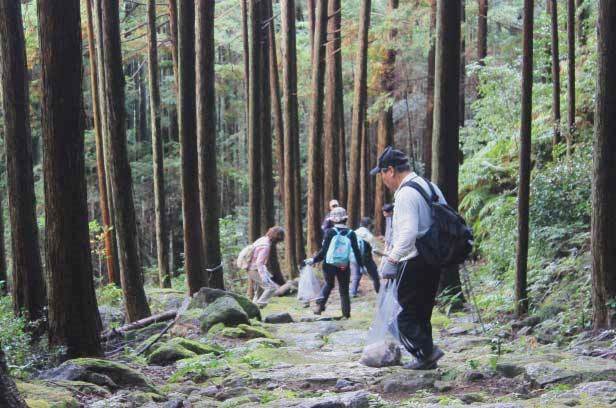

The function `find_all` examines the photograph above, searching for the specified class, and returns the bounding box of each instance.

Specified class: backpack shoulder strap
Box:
[421,177,440,202]
[332,227,340,236]
[402,179,433,206]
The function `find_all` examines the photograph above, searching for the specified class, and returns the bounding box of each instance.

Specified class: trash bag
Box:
[297,265,322,302]
[360,341,401,367]
[365,279,402,345]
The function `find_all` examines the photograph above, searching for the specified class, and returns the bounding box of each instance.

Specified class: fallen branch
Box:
[101,309,177,342]
[135,297,191,356]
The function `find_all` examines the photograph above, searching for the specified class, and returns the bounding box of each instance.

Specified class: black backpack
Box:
[402,178,474,268]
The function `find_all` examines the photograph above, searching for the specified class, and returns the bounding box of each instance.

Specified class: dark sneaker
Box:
[403,347,444,370]
[312,304,324,315]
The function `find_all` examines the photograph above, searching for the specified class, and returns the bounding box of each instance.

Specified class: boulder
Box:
[200,296,250,332]
[359,341,401,368]
[245,337,285,349]
[381,372,436,394]
[147,344,197,366]
[190,288,261,320]
[16,381,80,408]
[237,324,274,339]
[39,358,157,392]
[98,305,125,330]
[264,312,294,324]
[220,327,247,338]
[167,337,224,355]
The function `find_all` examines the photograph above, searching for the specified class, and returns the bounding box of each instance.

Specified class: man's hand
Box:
[380,258,398,279]
[301,258,314,267]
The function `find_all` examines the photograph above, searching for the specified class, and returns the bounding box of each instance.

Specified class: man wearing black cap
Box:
[370,146,447,370]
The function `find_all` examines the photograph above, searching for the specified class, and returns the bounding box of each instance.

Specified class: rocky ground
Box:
[17,279,616,408]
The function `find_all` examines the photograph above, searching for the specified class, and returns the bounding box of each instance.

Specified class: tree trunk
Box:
[374,0,398,235]
[307,0,315,59]
[323,0,342,207]
[281,0,304,277]
[178,0,207,294]
[576,0,588,46]
[550,0,561,150]
[147,0,172,288]
[348,0,372,229]
[0,344,27,408]
[566,0,575,155]
[460,0,466,125]
[306,0,327,253]
[477,0,488,64]
[432,0,465,305]
[241,0,250,125]
[515,0,534,317]
[86,0,117,286]
[591,0,616,329]
[101,0,152,320]
[38,0,102,357]
[0,0,47,321]
[423,0,436,178]
[0,181,6,296]
[360,120,371,217]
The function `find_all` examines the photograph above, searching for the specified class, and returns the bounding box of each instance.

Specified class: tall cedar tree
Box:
[241,0,250,124]
[359,121,371,217]
[269,0,285,205]
[550,0,561,148]
[515,0,534,317]
[147,0,172,288]
[94,0,122,287]
[281,0,305,277]
[196,0,224,289]
[374,0,399,235]
[477,0,488,64]
[0,0,47,321]
[324,0,343,207]
[85,0,117,285]
[0,180,6,296]
[0,344,27,407]
[248,0,263,242]
[102,0,152,320]
[566,0,575,153]
[460,0,466,125]
[38,0,103,356]
[591,0,616,329]
[306,0,327,253]
[167,0,180,144]
[432,0,465,304]
[423,0,436,178]
[178,0,207,293]
[576,0,588,46]
[348,0,372,229]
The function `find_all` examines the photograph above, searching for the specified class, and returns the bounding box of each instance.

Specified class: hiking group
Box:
[238,146,473,371]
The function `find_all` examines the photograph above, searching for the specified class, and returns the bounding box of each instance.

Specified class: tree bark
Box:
[566,0,575,154]
[38,0,102,357]
[178,0,207,294]
[374,0,398,235]
[432,0,465,304]
[359,120,371,217]
[423,0,436,178]
[0,180,6,296]
[147,0,172,288]
[477,0,488,64]
[306,0,327,253]
[241,0,250,125]
[576,0,588,46]
[348,0,372,229]
[549,0,561,150]
[515,0,534,317]
[0,344,27,408]
[0,0,47,321]
[460,0,466,125]
[591,0,616,329]
[102,0,152,320]
[281,0,304,277]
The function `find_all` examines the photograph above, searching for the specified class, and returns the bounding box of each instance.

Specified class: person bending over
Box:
[350,217,381,297]
[246,226,285,308]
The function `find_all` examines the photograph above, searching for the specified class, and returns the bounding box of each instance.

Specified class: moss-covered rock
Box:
[200,296,250,332]
[220,327,247,338]
[237,324,273,339]
[190,287,261,320]
[16,381,79,408]
[147,343,197,365]
[245,337,285,349]
[169,337,224,355]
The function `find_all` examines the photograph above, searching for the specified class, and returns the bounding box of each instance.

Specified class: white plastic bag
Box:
[366,279,402,345]
[297,265,322,302]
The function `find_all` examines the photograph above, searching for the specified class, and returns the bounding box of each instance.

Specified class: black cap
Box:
[382,203,394,213]
[370,146,409,176]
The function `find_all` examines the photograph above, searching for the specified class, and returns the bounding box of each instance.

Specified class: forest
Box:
[0,0,615,406]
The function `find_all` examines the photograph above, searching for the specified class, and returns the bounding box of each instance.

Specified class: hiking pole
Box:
[460,262,487,334]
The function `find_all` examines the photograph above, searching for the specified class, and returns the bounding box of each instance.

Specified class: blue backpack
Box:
[325,228,353,266]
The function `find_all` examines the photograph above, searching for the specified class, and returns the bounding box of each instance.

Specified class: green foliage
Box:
[0,297,32,375]
[97,284,124,309]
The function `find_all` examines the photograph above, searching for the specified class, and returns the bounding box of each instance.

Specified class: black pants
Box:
[317,264,351,318]
[396,254,441,360]
[350,256,380,296]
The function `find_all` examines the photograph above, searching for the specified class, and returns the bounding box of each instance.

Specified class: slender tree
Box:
[566,0,575,153]
[241,0,250,124]
[348,0,372,229]
[0,344,27,408]
[178,0,207,294]
[102,0,152,320]
[38,0,102,356]
[549,0,561,149]
[515,0,534,317]
[374,0,398,235]
[0,180,6,296]
[576,0,588,46]
[477,0,488,64]
[0,0,46,321]
[432,0,465,304]
[423,0,436,178]
[147,0,172,288]
[460,0,466,125]
[281,0,304,277]
[591,0,616,329]
[306,0,327,253]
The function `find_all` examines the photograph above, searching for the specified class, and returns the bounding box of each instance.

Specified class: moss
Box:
[48,380,110,397]
[207,322,226,336]
[17,381,79,408]
[237,324,273,339]
[169,337,224,355]
[219,395,256,408]
[245,337,285,349]
[221,327,247,338]
[66,358,157,392]
[147,343,197,365]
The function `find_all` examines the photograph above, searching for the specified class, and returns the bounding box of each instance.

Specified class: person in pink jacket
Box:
[247,226,285,308]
